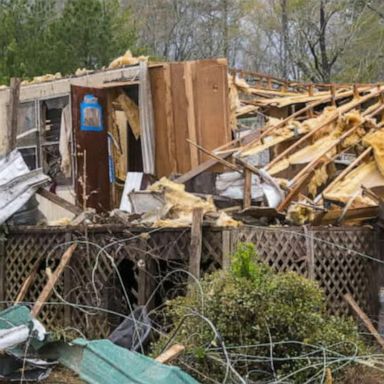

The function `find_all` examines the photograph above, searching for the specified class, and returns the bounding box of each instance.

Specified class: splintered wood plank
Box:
[170,63,192,174]
[150,65,175,177]
[163,64,177,174]
[184,61,199,168]
[31,243,77,317]
[155,344,185,364]
[14,256,43,304]
[192,59,231,164]
[344,293,384,350]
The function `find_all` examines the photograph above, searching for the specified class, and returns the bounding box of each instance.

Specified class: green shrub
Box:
[151,243,366,383]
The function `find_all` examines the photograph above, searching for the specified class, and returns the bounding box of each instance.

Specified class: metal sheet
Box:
[0,150,50,224]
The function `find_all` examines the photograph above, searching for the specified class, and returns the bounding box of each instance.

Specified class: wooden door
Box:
[71,85,110,212]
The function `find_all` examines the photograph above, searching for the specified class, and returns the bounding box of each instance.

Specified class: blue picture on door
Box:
[80,94,103,132]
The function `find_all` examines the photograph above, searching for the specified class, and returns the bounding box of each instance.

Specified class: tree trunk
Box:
[319,0,331,82]
[223,0,229,58]
[281,0,289,78]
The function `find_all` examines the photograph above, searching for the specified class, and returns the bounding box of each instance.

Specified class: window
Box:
[17,101,39,167]
[40,96,71,186]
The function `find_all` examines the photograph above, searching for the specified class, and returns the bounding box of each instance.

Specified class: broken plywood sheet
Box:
[268,110,367,175]
[239,106,338,159]
[323,160,384,207]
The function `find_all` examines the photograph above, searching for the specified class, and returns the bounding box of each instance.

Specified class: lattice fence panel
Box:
[2,225,380,338]
[69,229,150,338]
[311,228,378,317]
[201,229,223,274]
[4,230,68,330]
[148,229,191,302]
[233,227,309,276]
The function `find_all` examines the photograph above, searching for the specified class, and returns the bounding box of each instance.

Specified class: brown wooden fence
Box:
[0,225,380,338]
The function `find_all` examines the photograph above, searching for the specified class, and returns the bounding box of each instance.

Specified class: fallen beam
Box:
[344,293,384,350]
[313,206,379,225]
[175,153,232,184]
[37,188,82,215]
[32,243,77,317]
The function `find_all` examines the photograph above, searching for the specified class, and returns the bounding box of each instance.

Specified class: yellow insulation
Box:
[308,165,328,197]
[269,110,366,175]
[363,129,384,176]
[148,178,240,228]
[324,161,383,207]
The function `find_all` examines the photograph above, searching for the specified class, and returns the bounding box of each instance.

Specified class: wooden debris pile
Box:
[179,71,384,226]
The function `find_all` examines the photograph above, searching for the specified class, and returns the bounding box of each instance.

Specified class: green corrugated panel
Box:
[0,306,31,328]
[0,305,47,350]
[58,338,199,384]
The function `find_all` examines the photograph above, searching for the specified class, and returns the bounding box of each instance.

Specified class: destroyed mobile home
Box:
[1,53,384,227]
[1,52,384,383]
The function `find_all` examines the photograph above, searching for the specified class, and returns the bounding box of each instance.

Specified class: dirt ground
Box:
[42,366,85,384]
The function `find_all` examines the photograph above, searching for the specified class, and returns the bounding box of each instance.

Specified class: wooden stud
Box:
[353,84,359,99]
[307,84,314,118]
[222,230,232,271]
[186,139,242,173]
[344,293,384,350]
[243,169,252,209]
[188,208,204,281]
[330,84,336,106]
[304,226,315,280]
[31,243,77,317]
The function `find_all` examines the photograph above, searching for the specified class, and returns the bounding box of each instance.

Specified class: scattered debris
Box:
[0,150,49,224]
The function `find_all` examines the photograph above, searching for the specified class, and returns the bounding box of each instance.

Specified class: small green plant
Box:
[231,242,271,281]
[151,243,367,383]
